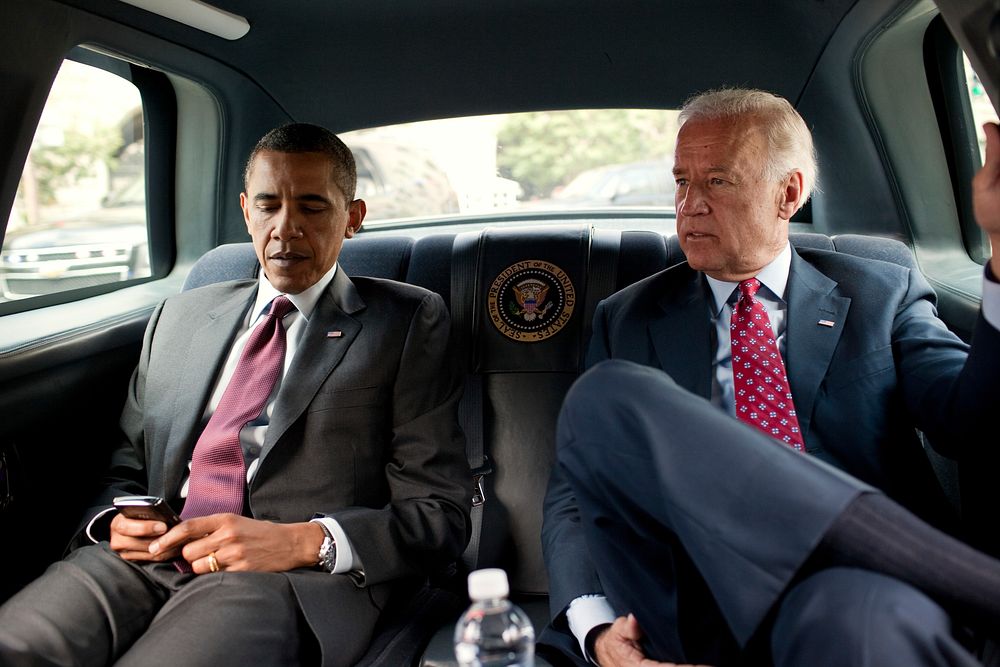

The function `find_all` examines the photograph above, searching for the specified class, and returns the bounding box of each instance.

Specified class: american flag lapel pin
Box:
[818,319,835,328]
[327,330,343,338]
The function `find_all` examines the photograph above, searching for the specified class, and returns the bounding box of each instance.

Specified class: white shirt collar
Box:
[251,262,339,323]
[704,242,792,317]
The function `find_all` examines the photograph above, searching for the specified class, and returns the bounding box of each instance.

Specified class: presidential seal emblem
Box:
[487,260,576,342]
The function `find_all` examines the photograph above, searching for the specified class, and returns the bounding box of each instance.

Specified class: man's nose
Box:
[271,206,304,239]
[677,184,709,217]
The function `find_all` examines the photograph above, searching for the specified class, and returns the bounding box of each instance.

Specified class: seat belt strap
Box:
[582,229,621,367]
[450,231,490,571]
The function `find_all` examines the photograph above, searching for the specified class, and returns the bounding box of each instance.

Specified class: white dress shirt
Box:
[567,243,1000,661]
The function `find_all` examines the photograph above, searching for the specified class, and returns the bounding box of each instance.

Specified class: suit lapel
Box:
[649,266,714,399]
[256,270,365,472]
[161,282,257,497]
[785,249,851,441]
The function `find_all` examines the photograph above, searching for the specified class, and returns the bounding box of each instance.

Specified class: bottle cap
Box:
[467,568,510,601]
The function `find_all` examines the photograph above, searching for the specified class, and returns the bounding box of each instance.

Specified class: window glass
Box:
[1,59,147,302]
[965,55,999,163]
[340,109,680,234]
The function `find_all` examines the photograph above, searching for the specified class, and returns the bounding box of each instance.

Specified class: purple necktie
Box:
[181,295,295,519]
[731,278,804,451]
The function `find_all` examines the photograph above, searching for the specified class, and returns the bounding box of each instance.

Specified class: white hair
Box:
[679,88,818,200]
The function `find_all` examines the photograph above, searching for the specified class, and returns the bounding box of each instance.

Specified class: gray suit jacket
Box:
[80,270,471,664]
[541,246,1000,662]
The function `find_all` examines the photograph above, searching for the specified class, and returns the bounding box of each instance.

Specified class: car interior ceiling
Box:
[0,0,997,663]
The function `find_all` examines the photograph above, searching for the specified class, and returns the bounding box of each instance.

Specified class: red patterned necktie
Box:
[181,295,295,519]
[730,279,804,451]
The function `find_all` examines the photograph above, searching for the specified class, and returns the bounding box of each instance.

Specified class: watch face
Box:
[319,536,337,571]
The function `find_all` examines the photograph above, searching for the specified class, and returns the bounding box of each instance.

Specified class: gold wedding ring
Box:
[207,552,220,573]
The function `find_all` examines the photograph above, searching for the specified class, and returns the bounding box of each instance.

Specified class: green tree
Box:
[28,124,123,206]
[497,109,678,199]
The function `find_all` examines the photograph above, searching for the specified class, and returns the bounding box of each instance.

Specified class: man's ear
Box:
[345,199,366,238]
[777,171,805,221]
[240,192,252,235]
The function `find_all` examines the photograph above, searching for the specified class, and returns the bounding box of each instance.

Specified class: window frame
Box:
[923,16,990,265]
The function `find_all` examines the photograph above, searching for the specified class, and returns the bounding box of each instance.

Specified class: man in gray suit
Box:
[0,123,470,666]
[541,89,1000,666]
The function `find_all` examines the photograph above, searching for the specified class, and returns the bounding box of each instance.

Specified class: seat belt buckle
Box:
[470,455,493,507]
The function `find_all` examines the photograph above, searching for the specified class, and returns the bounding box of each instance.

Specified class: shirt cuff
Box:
[85,506,118,543]
[310,517,363,575]
[566,594,616,663]
[982,266,1000,332]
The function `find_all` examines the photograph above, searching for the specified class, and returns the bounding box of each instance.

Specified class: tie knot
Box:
[268,295,295,319]
[738,278,761,300]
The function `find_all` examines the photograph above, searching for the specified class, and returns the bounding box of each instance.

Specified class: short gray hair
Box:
[679,88,818,200]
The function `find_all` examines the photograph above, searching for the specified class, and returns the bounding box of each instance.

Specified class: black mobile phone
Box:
[113,495,182,527]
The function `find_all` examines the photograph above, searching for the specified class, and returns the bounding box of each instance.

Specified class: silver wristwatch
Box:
[316,522,337,573]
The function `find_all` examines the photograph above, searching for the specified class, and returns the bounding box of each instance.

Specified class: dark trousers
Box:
[557,359,979,666]
[0,541,373,667]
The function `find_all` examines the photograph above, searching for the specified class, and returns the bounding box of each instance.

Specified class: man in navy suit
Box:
[541,89,1000,666]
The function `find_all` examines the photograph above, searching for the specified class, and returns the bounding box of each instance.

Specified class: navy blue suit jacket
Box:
[540,245,1000,663]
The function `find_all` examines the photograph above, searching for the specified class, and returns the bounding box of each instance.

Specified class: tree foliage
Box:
[497,109,679,199]
[28,125,123,206]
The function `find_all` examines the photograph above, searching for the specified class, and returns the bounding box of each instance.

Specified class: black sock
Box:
[816,492,1000,627]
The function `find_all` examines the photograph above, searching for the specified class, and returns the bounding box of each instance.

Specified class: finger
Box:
[112,533,183,561]
[621,613,645,642]
[149,516,219,555]
[983,122,1000,179]
[179,527,245,570]
[179,536,218,566]
[117,548,178,562]
[111,514,169,538]
[175,515,248,565]
[596,619,646,667]
[191,550,223,575]
[158,513,238,552]
[149,526,193,555]
[109,533,154,553]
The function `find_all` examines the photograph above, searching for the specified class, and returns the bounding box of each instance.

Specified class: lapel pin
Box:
[327,330,343,338]
[818,319,835,328]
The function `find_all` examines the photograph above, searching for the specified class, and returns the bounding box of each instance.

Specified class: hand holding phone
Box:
[113,495,182,527]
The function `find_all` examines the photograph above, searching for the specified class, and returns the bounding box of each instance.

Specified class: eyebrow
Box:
[672,165,730,176]
[253,192,333,205]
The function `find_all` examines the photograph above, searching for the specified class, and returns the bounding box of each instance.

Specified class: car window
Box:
[1,58,148,303]
[341,109,680,234]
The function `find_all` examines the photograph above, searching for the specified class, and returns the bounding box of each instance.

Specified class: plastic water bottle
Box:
[454,568,535,666]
